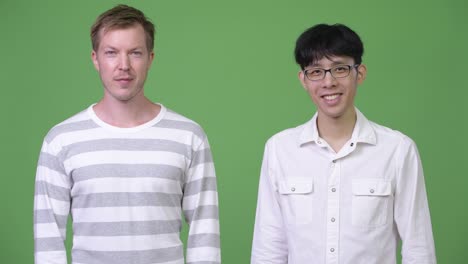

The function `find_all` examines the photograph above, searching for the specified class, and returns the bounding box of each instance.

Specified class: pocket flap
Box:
[352,179,391,196]
[279,178,313,194]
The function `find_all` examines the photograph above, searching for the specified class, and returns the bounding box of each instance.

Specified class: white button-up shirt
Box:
[251,109,436,264]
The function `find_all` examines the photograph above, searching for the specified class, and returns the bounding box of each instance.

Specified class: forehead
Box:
[309,55,355,68]
[98,24,146,49]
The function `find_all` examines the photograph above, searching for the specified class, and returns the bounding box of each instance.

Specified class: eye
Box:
[104,50,116,56]
[131,51,143,56]
[308,69,324,76]
[333,66,348,73]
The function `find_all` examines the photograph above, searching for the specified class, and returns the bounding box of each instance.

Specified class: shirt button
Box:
[350,142,354,146]
[330,248,335,252]
[331,188,336,192]
[317,140,322,144]
[332,160,336,163]
[291,187,296,192]
[370,189,375,194]
[331,217,336,222]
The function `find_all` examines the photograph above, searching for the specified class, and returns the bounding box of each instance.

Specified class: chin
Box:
[327,107,355,120]
[319,108,346,119]
[108,93,136,102]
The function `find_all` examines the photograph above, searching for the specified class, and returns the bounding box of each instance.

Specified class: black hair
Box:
[294,24,364,69]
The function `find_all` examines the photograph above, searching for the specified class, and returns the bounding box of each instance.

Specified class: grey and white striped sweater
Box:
[34,104,220,264]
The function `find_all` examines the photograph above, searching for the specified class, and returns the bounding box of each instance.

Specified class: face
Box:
[92,24,154,103]
[299,56,366,121]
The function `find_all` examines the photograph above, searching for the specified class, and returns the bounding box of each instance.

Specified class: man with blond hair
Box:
[33,5,220,264]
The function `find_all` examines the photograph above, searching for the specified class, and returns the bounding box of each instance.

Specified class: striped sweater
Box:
[34,104,220,264]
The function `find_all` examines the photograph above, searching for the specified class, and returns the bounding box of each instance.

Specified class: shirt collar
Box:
[298,107,377,147]
[298,113,320,146]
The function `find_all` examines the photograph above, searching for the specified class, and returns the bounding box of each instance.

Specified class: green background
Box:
[1,0,467,263]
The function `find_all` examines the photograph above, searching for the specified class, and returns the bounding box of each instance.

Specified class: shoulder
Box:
[160,107,208,141]
[266,122,307,148]
[43,108,95,144]
[369,120,417,150]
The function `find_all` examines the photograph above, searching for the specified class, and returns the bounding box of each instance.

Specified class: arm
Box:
[34,141,71,264]
[251,141,288,264]
[183,136,221,264]
[394,137,436,264]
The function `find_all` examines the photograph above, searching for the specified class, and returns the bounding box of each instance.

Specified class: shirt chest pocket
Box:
[352,179,392,228]
[278,178,314,225]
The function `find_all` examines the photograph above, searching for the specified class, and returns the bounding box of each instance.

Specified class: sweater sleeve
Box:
[182,135,221,263]
[34,140,71,264]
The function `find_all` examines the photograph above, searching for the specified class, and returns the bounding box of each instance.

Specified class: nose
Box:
[118,54,130,71]
[322,70,337,88]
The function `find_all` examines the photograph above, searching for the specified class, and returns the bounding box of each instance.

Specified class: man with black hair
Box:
[251,24,436,263]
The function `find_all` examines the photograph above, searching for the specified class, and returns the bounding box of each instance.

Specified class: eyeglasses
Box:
[303,64,360,81]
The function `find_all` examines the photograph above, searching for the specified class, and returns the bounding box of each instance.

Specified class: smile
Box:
[322,93,341,100]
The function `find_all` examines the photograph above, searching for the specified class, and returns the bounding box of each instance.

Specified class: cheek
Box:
[305,85,318,96]
[97,62,109,73]
[305,87,321,103]
[138,64,151,77]
[99,66,112,77]
[344,89,357,104]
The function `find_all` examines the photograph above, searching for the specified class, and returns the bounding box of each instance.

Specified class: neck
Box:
[317,108,357,153]
[93,95,161,128]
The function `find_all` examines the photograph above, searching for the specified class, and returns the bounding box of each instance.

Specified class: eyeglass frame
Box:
[303,64,360,81]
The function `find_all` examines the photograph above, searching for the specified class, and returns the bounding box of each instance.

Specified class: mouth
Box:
[114,77,134,85]
[322,93,342,101]
[115,77,134,81]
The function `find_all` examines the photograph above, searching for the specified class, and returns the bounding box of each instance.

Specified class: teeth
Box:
[324,94,339,100]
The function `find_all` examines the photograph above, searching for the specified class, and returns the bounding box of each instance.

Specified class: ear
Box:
[356,64,367,84]
[148,51,155,67]
[298,70,308,90]
[91,50,99,71]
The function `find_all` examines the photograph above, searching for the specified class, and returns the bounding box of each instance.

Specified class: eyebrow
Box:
[102,46,145,52]
[310,59,350,68]
[102,46,117,50]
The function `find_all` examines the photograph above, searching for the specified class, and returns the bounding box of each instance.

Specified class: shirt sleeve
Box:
[251,140,288,264]
[34,140,71,264]
[394,137,437,264]
[183,135,221,264]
